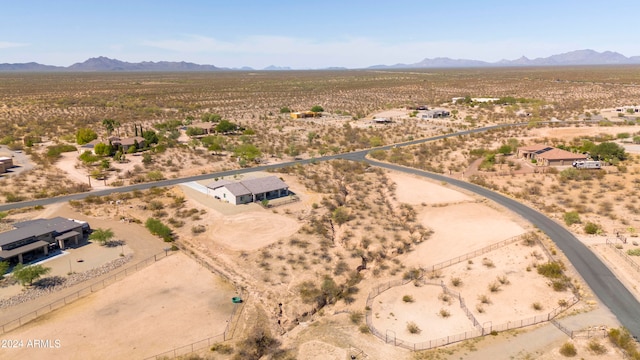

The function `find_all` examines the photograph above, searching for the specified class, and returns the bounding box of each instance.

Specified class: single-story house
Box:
[206,176,289,205]
[0,217,90,264]
[291,111,321,119]
[112,136,145,152]
[80,139,101,153]
[373,117,392,124]
[517,145,587,166]
[422,109,450,119]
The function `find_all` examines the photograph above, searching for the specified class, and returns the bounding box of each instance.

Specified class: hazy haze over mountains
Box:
[2,50,640,72]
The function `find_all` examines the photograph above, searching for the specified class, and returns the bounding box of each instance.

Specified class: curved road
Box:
[1,122,639,337]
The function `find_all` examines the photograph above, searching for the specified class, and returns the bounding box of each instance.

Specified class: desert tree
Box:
[13,264,51,287]
[89,228,115,246]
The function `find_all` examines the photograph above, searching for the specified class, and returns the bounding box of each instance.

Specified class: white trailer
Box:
[572,160,601,169]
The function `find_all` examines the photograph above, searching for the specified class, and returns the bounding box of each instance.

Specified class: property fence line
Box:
[439,281,482,331]
[145,242,247,360]
[605,238,640,273]
[364,232,582,351]
[145,290,247,360]
[421,234,525,274]
[0,249,173,336]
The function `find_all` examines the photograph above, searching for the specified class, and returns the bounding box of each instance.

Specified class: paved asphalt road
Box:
[1,122,638,337]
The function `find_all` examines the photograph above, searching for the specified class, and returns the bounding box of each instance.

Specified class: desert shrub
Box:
[403,268,421,280]
[191,225,206,235]
[349,311,363,324]
[563,211,581,226]
[145,218,173,241]
[438,308,450,318]
[532,302,543,311]
[482,258,495,268]
[450,277,462,287]
[488,281,501,292]
[537,261,564,278]
[402,295,415,303]
[359,324,370,334]
[478,294,491,304]
[587,339,607,355]
[627,249,640,256]
[210,343,233,354]
[608,327,640,358]
[497,275,510,285]
[406,321,421,334]
[584,222,601,234]
[559,341,577,357]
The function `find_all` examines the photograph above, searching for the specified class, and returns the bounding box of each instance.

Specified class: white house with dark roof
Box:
[206,176,289,205]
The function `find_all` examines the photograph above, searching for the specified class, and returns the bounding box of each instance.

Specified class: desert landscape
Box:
[1,67,640,360]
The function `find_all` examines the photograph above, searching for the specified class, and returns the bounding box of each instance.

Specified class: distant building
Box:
[206,176,289,205]
[517,145,587,166]
[373,117,392,123]
[291,111,321,119]
[422,109,450,119]
[0,217,90,264]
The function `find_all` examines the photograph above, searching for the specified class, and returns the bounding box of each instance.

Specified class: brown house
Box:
[517,145,587,166]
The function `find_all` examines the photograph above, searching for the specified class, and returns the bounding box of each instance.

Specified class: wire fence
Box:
[0,249,173,335]
[145,290,247,360]
[421,234,524,274]
[605,238,640,273]
[144,242,247,360]
[364,234,582,351]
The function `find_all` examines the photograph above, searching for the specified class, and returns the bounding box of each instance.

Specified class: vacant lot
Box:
[0,253,236,360]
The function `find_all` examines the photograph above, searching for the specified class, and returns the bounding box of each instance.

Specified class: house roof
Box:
[81,139,101,148]
[206,179,233,190]
[207,176,288,198]
[224,183,253,197]
[1,217,82,247]
[518,144,551,152]
[0,240,49,260]
[117,137,145,146]
[536,148,587,161]
[240,176,288,195]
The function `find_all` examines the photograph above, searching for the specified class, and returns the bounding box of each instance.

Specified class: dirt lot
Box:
[0,252,236,360]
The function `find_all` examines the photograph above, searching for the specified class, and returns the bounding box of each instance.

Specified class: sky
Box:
[1,0,640,69]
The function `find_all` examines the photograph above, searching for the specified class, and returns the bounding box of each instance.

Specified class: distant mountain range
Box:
[368,49,640,69]
[2,50,640,72]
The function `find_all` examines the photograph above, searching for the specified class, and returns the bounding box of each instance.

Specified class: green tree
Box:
[102,119,116,136]
[145,218,173,241]
[89,228,115,246]
[12,264,50,287]
[497,144,512,155]
[215,120,237,133]
[142,130,159,145]
[201,113,222,122]
[79,150,99,164]
[93,142,112,156]
[234,143,261,162]
[0,261,8,278]
[591,142,626,161]
[310,105,324,113]
[76,128,98,145]
[185,127,205,136]
[279,106,291,113]
[584,222,601,235]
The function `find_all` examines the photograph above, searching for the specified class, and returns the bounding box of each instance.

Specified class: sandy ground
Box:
[388,171,472,205]
[404,202,527,268]
[0,252,236,360]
